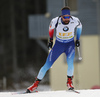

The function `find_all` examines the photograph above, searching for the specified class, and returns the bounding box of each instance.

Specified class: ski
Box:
[11,91,38,95]
[68,89,80,94]
[12,90,80,95]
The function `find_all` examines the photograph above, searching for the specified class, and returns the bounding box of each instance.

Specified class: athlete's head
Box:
[61,6,71,24]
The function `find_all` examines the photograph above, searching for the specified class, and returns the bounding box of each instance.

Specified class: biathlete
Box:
[26,6,82,93]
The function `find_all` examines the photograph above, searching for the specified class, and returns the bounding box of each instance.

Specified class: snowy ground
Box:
[0,89,100,97]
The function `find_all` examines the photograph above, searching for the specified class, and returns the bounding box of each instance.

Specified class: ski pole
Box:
[77,47,82,60]
[49,48,52,53]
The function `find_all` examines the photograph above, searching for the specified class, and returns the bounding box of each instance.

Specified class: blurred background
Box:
[0,0,100,91]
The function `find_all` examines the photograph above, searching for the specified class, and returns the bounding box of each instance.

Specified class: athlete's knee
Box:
[42,63,52,71]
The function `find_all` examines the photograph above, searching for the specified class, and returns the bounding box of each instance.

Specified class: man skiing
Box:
[26,6,82,93]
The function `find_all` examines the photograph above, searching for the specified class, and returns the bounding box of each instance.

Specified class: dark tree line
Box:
[0,0,48,89]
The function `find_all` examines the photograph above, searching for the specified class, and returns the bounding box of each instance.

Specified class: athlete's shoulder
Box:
[49,16,59,29]
[51,16,59,23]
[71,16,80,21]
[71,16,82,25]
[71,16,82,27]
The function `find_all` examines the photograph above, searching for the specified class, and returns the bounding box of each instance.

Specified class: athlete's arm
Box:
[48,29,54,49]
[76,19,82,47]
[49,29,54,41]
[48,17,58,49]
[76,20,82,40]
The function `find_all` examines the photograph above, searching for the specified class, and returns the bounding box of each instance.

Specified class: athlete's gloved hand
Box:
[48,38,53,49]
[76,40,80,47]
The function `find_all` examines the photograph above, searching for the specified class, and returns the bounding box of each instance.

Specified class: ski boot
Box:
[67,76,74,90]
[26,78,41,93]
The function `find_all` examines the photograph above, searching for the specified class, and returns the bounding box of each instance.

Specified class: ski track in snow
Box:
[0,89,100,97]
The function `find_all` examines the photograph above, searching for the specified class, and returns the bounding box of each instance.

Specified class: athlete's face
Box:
[61,15,70,24]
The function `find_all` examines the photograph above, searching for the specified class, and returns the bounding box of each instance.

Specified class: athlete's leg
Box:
[65,41,75,76]
[65,41,75,90]
[37,41,64,80]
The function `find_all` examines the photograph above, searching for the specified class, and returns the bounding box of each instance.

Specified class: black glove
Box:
[48,38,53,49]
[76,40,80,47]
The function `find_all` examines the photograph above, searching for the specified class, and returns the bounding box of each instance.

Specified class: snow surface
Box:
[0,89,100,97]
